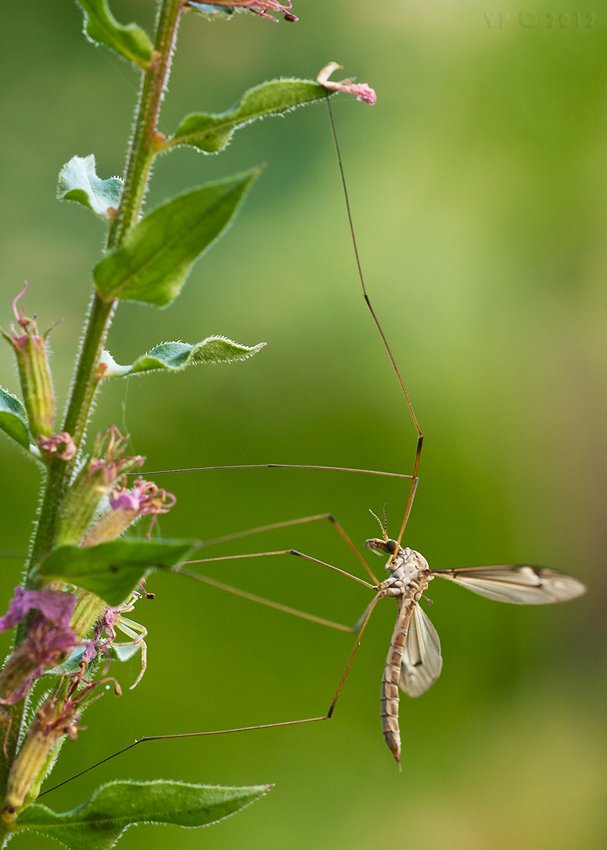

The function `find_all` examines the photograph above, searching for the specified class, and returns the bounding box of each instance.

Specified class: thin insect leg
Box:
[198,512,379,585]
[181,549,374,590]
[138,463,412,480]
[351,597,378,633]
[176,568,360,632]
[396,439,422,546]
[327,594,381,717]
[39,599,382,799]
[38,716,330,799]
[325,96,423,546]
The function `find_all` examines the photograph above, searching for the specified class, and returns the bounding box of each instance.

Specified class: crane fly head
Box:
[366,508,400,569]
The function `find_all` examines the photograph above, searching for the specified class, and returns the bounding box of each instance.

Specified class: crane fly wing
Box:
[399,601,443,697]
[430,565,586,605]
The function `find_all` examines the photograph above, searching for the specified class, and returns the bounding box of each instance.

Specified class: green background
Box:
[1,1,606,848]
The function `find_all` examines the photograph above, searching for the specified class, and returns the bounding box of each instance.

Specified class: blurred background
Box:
[1,0,606,847]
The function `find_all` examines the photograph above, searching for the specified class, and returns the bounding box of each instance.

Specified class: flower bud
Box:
[2,673,120,821]
[82,478,176,546]
[53,426,144,547]
[2,682,84,821]
[2,700,76,820]
[1,284,56,440]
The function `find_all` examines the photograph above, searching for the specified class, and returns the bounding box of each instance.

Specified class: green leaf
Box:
[14,780,272,850]
[100,337,266,377]
[75,0,153,67]
[45,642,139,677]
[0,387,31,450]
[169,79,331,154]
[187,2,235,19]
[37,539,196,607]
[58,155,123,219]
[93,170,260,307]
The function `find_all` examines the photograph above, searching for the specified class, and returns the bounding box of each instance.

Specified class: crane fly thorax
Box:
[372,545,430,600]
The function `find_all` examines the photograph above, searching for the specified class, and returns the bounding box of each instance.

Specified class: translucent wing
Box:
[399,601,443,697]
[431,565,586,605]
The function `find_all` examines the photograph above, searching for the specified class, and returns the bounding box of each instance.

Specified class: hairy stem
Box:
[108,0,184,249]
[1,0,185,804]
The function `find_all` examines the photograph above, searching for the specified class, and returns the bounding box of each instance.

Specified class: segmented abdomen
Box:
[381,599,413,770]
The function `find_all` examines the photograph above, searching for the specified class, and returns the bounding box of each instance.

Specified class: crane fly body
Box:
[363,533,585,766]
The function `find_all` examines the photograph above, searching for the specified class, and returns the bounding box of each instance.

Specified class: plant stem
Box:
[27,0,185,572]
[108,0,184,250]
[1,0,185,804]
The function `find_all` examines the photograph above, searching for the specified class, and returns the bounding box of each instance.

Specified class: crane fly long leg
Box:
[39,600,384,801]
[138,463,412,480]
[176,568,359,633]
[397,440,422,546]
[38,716,331,799]
[327,594,381,718]
[197,512,379,585]
[325,96,423,547]
[182,550,374,590]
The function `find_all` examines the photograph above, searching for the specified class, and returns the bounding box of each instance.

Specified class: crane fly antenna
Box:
[369,508,387,541]
[325,96,423,545]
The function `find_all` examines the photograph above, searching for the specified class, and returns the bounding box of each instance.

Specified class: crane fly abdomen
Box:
[380,601,413,769]
[377,547,433,767]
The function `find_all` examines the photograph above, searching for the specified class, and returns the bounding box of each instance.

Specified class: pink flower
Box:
[109,479,177,516]
[82,478,176,547]
[37,432,77,461]
[317,62,377,105]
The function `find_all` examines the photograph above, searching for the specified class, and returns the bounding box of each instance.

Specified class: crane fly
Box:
[36,90,586,797]
[358,528,585,766]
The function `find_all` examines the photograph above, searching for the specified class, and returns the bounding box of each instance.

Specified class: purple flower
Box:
[108,489,141,511]
[109,478,177,517]
[0,589,78,705]
[82,608,117,664]
[0,587,76,634]
[317,62,377,105]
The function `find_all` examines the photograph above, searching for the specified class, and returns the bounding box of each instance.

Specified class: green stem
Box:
[1,0,185,804]
[27,0,185,571]
[108,0,184,249]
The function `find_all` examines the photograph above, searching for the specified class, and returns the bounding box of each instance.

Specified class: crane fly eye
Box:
[386,539,399,555]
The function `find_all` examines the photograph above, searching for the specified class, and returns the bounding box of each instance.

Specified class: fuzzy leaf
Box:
[47,642,139,677]
[37,540,196,607]
[169,79,331,154]
[75,0,153,67]
[100,337,266,377]
[58,155,123,218]
[0,387,31,450]
[187,2,235,18]
[93,170,259,306]
[14,780,271,850]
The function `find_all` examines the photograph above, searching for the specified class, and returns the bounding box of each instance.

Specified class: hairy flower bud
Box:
[2,696,79,821]
[53,426,144,547]
[0,283,56,440]
[2,673,120,821]
[82,478,176,546]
